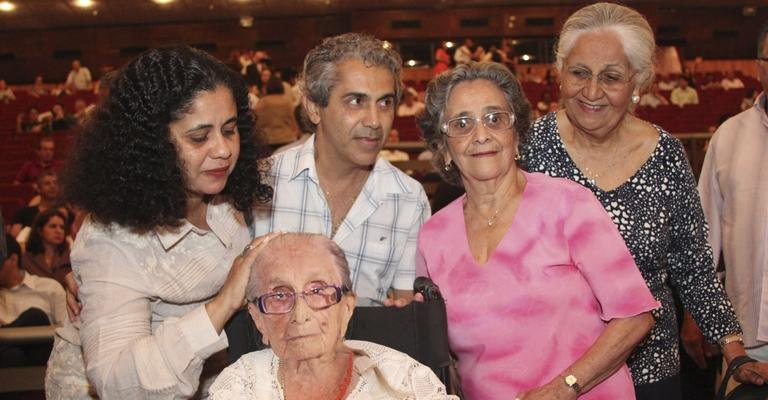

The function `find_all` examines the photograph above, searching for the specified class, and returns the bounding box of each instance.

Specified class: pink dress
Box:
[416,172,659,399]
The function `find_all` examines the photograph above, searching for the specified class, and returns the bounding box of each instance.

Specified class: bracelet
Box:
[718,333,744,347]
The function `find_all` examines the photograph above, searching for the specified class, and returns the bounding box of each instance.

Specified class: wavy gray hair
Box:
[417,62,531,187]
[300,32,402,109]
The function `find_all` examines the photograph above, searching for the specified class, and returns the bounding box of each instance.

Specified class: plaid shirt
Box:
[254,136,431,302]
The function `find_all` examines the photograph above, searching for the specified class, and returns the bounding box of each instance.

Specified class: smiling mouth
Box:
[579,101,606,111]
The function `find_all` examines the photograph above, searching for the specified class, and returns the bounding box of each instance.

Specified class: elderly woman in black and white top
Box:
[520,2,768,399]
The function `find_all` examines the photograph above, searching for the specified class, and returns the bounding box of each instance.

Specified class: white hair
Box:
[555,2,656,92]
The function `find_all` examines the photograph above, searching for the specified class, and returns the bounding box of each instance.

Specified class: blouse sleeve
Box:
[76,239,227,399]
[663,139,741,342]
[562,184,660,320]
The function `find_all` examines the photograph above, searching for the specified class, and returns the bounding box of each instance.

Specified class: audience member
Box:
[670,77,699,107]
[258,68,272,96]
[657,73,677,90]
[520,3,765,398]
[255,76,300,148]
[50,104,76,131]
[21,208,71,287]
[639,82,670,108]
[700,73,724,90]
[50,83,73,97]
[534,91,558,117]
[45,45,275,399]
[65,59,92,91]
[209,233,456,399]
[417,61,657,399]
[16,107,50,134]
[453,38,474,66]
[433,41,451,75]
[13,137,63,186]
[0,235,66,367]
[698,20,768,393]
[10,171,61,238]
[29,75,47,97]
[0,79,16,103]
[397,86,426,117]
[721,70,745,90]
[254,33,431,305]
[741,87,758,111]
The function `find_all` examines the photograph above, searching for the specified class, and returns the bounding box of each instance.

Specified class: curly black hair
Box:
[63,45,272,232]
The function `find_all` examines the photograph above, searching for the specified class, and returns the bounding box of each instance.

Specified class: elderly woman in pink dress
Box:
[415,61,659,399]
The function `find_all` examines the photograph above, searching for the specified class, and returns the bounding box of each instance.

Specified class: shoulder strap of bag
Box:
[717,355,758,400]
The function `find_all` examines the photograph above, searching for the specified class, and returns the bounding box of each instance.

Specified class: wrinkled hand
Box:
[734,361,768,386]
[681,312,717,369]
[382,292,424,308]
[219,232,282,310]
[206,232,282,333]
[515,380,577,400]
[64,271,81,321]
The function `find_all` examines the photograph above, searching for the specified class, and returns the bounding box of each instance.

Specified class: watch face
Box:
[565,375,578,386]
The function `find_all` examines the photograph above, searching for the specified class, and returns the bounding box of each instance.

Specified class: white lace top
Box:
[209,340,458,400]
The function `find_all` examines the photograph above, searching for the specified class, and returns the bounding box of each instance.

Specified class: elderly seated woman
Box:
[209,232,457,400]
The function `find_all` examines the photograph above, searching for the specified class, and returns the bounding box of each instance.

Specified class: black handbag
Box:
[717,355,768,400]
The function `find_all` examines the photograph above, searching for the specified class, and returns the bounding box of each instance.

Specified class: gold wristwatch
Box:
[718,333,744,347]
[564,374,581,394]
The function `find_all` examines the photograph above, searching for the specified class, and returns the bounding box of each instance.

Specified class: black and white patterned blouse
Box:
[520,112,741,386]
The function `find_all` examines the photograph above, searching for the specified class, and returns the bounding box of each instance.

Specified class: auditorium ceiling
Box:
[0,0,757,31]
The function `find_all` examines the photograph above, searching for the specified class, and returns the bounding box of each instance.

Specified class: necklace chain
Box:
[486,208,501,227]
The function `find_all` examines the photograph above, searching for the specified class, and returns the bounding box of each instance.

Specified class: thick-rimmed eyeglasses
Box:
[563,66,634,92]
[441,111,515,138]
[251,284,350,315]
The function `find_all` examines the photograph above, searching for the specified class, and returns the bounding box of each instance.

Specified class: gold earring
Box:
[514,153,520,161]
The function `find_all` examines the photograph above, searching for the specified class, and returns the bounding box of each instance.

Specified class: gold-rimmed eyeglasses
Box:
[441,111,515,138]
[563,66,635,92]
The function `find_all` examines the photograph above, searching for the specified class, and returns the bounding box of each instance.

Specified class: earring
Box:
[514,153,520,161]
[631,94,640,104]
[444,161,452,172]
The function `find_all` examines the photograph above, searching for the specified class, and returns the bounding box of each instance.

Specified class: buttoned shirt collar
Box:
[154,198,237,251]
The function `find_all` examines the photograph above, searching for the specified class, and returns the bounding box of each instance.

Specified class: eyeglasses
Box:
[252,284,350,315]
[441,111,515,138]
[563,66,634,91]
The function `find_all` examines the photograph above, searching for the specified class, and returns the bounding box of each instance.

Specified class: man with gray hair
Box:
[698,20,768,370]
[254,33,430,306]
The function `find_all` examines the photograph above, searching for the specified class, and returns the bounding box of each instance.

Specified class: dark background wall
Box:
[0,4,765,84]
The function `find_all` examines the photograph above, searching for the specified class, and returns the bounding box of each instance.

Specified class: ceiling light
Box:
[444,41,455,49]
[406,60,418,67]
[0,1,15,12]
[151,0,175,4]
[239,15,253,28]
[73,0,95,8]
[521,54,532,61]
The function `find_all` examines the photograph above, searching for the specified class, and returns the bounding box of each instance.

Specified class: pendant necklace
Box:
[486,208,501,227]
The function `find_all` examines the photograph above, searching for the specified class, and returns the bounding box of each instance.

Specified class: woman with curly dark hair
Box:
[45,45,278,400]
[21,208,71,287]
